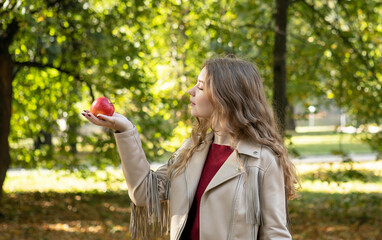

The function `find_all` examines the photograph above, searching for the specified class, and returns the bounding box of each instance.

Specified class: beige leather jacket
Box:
[114,127,291,240]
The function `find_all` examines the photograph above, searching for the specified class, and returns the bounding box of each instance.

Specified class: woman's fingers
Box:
[97,113,111,121]
[81,110,133,132]
[81,111,91,120]
[82,111,99,123]
[81,111,112,128]
[97,114,117,129]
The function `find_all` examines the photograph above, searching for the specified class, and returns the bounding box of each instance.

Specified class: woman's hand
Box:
[81,110,134,133]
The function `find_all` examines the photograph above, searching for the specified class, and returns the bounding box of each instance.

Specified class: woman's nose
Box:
[188,86,195,96]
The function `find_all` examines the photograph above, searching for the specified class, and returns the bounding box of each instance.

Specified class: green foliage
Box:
[301,163,381,184]
[2,0,382,170]
[288,0,382,152]
[4,0,176,167]
[364,131,382,157]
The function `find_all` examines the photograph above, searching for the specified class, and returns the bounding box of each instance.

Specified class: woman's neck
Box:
[213,131,231,146]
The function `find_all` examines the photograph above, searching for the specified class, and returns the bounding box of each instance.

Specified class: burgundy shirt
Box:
[181,143,234,240]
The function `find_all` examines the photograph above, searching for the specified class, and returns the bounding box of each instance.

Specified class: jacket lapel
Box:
[185,133,213,208]
[204,151,243,193]
[204,138,261,193]
[185,135,262,200]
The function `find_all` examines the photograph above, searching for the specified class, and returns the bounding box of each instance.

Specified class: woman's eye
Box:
[197,87,204,91]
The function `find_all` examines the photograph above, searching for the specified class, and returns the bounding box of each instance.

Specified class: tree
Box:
[0,0,220,209]
[1,0,282,210]
[0,0,157,208]
[288,0,382,154]
[2,0,380,212]
[273,0,289,135]
[0,16,16,214]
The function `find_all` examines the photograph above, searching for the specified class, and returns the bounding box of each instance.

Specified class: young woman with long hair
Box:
[82,56,299,240]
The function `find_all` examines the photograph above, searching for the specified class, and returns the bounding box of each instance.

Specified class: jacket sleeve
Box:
[114,127,172,238]
[114,126,169,206]
[259,149,292,240]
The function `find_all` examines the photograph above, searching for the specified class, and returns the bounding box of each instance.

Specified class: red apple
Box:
[90,97,115,117]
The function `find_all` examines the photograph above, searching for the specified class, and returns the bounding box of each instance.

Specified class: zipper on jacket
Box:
[227,172,245,240]
[227,158,248,240]
[251,224,255,240]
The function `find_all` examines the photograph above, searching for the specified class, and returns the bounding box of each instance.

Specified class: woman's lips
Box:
[191,102,196,106]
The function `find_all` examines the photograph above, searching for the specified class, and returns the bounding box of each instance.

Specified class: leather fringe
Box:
[130,171,170,239]
[245,166,263,226]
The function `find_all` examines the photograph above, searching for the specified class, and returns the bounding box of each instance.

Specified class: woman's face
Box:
[188,67,214,119]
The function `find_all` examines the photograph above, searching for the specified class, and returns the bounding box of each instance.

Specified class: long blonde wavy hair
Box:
[168,56,299,199]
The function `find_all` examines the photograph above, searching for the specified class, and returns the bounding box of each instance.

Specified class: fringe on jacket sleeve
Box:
[129,170,170,239]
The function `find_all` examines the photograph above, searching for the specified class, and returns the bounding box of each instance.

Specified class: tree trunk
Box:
[0,46,14,210]
[273,0,289,136]
[0,19,18,211]
[286,105,296,131]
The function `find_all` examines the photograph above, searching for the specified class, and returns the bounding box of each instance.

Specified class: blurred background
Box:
[0,0,381,239]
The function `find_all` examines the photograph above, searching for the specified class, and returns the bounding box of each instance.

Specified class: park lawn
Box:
[288,131,374,156]
[289,191,382,240]
[2,191,380,240]
[1,161,382,240]
[290,161,382,239]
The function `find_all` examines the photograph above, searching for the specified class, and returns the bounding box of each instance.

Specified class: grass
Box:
[1,192,134,240]
[2,161,382,239]
[289,191,382,240]
[297,161,382,193]
[287,129,374,156]
[4,161,382,194]
[4,168,128,193]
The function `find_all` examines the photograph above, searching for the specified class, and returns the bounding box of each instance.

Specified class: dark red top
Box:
[181,143,234,240]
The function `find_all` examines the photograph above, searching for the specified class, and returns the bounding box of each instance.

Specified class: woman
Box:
[82,56,299,240]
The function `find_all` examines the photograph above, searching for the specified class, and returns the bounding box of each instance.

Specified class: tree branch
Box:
[290,0,303,5]
[299,0,376,78]
[1,19,19,49]
[0,1,17,18]
[237,23,273,32]
[15,61,74,76]
[14,61,95,101]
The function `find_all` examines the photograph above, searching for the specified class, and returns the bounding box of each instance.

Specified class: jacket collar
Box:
[236,138,261,159]
[208,131,262,159]
[185,132,262,201]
